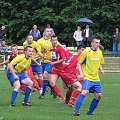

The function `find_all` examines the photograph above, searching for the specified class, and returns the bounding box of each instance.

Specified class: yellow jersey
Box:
[78,47,104,82]
[37,38,52,63]
[23,40,41,57]
[9,54,31,72]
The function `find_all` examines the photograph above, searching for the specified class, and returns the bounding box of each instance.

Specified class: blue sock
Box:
[23,87,31,103]
[11,90,18,105]
[41,80,49,96]
[87,98,99,114]
[74,94,85,113]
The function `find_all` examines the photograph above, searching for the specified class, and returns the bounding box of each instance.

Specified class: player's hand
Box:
[50,62,54,66]
[100,70,104,76]
[36,63,41,67]
[79,75,84,80]
[62,57,66,61]
[14,75,19,81]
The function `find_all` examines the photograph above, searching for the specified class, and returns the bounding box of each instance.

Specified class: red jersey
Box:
[50,45,71,71]
[63,53,81,73]
[9,51,24,62]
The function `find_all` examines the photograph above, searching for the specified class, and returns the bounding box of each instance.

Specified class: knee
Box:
[81,90,88,96]
[96,94,102,100]
[43,74,48,80]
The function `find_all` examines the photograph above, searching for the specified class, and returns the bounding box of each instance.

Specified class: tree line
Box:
[0,0,120,50]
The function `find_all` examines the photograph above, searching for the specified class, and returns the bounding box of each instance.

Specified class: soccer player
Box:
[23,35,43,93]
[7,46,34,106]
[73,38,105,116]
[62,45,85,106]
[0,44,26,92]
[49,36,71,100]
[37,27,54,98]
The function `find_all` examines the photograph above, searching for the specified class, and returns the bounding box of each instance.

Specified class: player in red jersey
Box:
[61,45,85,106]
[48,36,72,100]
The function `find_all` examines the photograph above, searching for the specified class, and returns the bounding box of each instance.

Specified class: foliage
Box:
[0,0,120,50]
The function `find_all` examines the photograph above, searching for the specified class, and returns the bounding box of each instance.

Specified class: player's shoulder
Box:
[82,47,91,53]
[23,40,27,45]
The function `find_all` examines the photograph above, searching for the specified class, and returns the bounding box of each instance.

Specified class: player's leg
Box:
[68,81,82,106]
[7,70,20,106]
[74,80,90,115]
[86,82,102,115]
[40,71,49,98]
[49,74,64,100]
[21,76,33,106]
[10,80,21,106]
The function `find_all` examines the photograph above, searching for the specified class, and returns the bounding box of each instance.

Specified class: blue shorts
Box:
[82,80,102,93]
[7,70,28,86]
[31,59,42,74]
[41,62,53,74]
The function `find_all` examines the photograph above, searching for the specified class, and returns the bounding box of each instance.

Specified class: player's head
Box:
[51,35,58,47]
[91,38,100,50]
[62,43,67,50]
[43,27,51,39]
[77,45,85,53]
[10,44,18,55]
[26,34,33,44]
[24,46,33,58]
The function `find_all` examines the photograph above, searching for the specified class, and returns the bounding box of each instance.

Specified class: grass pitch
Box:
[0,72,120,120]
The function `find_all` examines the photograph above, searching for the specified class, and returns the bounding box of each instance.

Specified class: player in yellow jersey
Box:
[23,35,43,90]
[74,38,105,116]
[37,27,54,98]
[7,46,34,106]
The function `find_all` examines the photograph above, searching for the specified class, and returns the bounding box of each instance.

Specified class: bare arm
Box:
[0,59,10,66]
[8,63,19,80]
[76,62,84,80]
[50,57,66,66]
[99,65,104,75]
[31,57,41,67]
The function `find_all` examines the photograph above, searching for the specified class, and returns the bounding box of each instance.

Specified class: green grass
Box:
[0,72,120,120]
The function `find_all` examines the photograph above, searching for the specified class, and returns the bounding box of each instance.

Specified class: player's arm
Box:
[76,62,84,80]
[99,65,104,75]
[8,63,19,80]
[0,59,10,66]
[50,57,66,66]
[31,57,41,67]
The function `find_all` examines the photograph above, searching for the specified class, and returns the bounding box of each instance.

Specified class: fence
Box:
[0,46,120,72]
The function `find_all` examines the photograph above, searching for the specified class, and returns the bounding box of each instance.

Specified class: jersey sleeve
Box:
[77,50,87,64]
[9,55,13,62]
[58,46,66,58]
[11,55,24,66]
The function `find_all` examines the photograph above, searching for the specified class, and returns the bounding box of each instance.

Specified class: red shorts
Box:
[51,68,61,76]
[27,66,34,81]
[59,72,78,87]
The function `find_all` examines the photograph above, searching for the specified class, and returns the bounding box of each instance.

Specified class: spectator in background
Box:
[0,25,7,48]
[73,26,83,47]
[82,25,93,47]
[112,27,120,55]
[29,25,41,41]
[46,24,55,36]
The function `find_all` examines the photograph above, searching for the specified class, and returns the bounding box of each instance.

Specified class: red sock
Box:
[52,85,64,99]
[20,85,26,92]
[69,89,81,104]
[65,91,72,104]
[33,82,41,91]
[37,79,42,86]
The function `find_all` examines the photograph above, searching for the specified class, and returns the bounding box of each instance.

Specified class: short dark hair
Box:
[51,35,58,39]
[24,46,32,51]
[77,44,85,51]
[11,44,18,50]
